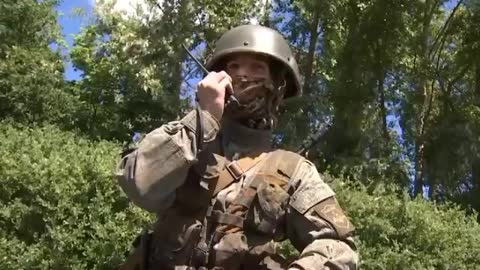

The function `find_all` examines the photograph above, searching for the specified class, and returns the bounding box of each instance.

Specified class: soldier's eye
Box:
[227,62,240,71]
[251,62,267,73]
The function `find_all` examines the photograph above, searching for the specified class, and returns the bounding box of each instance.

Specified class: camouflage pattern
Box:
[116,110,359,269]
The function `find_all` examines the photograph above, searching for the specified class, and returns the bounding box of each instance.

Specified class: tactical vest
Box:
[121,147,305,270]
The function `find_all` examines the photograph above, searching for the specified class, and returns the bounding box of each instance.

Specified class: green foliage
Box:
[0,0,61,49]
[3,121,479,269]
[70,19,180,141]
[0,45,80,127]
[271,0,480,204]
[70,0,196,141]
[278,179,480,269]
[335,180,480,269]
[0,122,152,269]
[0,0,81,128]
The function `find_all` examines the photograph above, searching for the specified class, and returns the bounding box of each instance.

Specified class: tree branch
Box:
[447,62,472,95]
[429,0,464,59]
[153,0,165,14]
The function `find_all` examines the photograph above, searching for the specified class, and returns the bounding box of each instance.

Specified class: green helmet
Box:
[205,24,302,99]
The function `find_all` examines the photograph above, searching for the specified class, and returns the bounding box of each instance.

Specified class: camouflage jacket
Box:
[116,110,359,270]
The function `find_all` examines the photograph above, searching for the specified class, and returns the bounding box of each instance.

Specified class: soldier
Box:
[116,25,359,270]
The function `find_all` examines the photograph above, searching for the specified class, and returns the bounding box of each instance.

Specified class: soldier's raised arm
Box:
[286,161,359,269]
[115,67,232,213]
[115,109,220,213]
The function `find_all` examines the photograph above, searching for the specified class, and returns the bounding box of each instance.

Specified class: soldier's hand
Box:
[197,71,232,121]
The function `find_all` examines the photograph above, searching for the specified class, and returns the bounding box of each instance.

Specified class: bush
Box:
[334,180,480,269]
[0,122,152,270]
[280,179,480,269]
[1,122,480,269]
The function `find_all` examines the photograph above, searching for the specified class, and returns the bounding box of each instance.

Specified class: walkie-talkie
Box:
[182,44,239,106]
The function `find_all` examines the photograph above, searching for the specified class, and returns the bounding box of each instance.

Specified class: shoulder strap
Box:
[210,153,268,197]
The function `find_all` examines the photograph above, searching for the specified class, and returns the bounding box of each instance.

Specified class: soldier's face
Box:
[225,53,271,80]
[225,53,272,100]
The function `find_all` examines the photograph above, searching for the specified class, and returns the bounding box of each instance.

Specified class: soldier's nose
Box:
[234,65,250,77]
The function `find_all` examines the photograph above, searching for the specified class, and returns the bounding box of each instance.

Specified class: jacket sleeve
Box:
[286,161,359,270]
[115,109,220,213]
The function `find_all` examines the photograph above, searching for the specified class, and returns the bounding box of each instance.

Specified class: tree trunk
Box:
[377,65,389,150]
[475,55,480,106]
[413,0,437,197]
[294,2,321,142]
[472,60,480,215]
[303,4,321,97]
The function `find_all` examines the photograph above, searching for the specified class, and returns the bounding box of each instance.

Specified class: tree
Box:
[0,0,80,128]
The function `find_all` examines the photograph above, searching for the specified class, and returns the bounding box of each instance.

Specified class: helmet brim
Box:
[205,47,301,99]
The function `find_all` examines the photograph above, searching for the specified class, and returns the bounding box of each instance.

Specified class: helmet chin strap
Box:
[224,77,287,130]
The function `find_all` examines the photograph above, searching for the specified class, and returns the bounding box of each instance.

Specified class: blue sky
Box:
[56,0,95,80]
